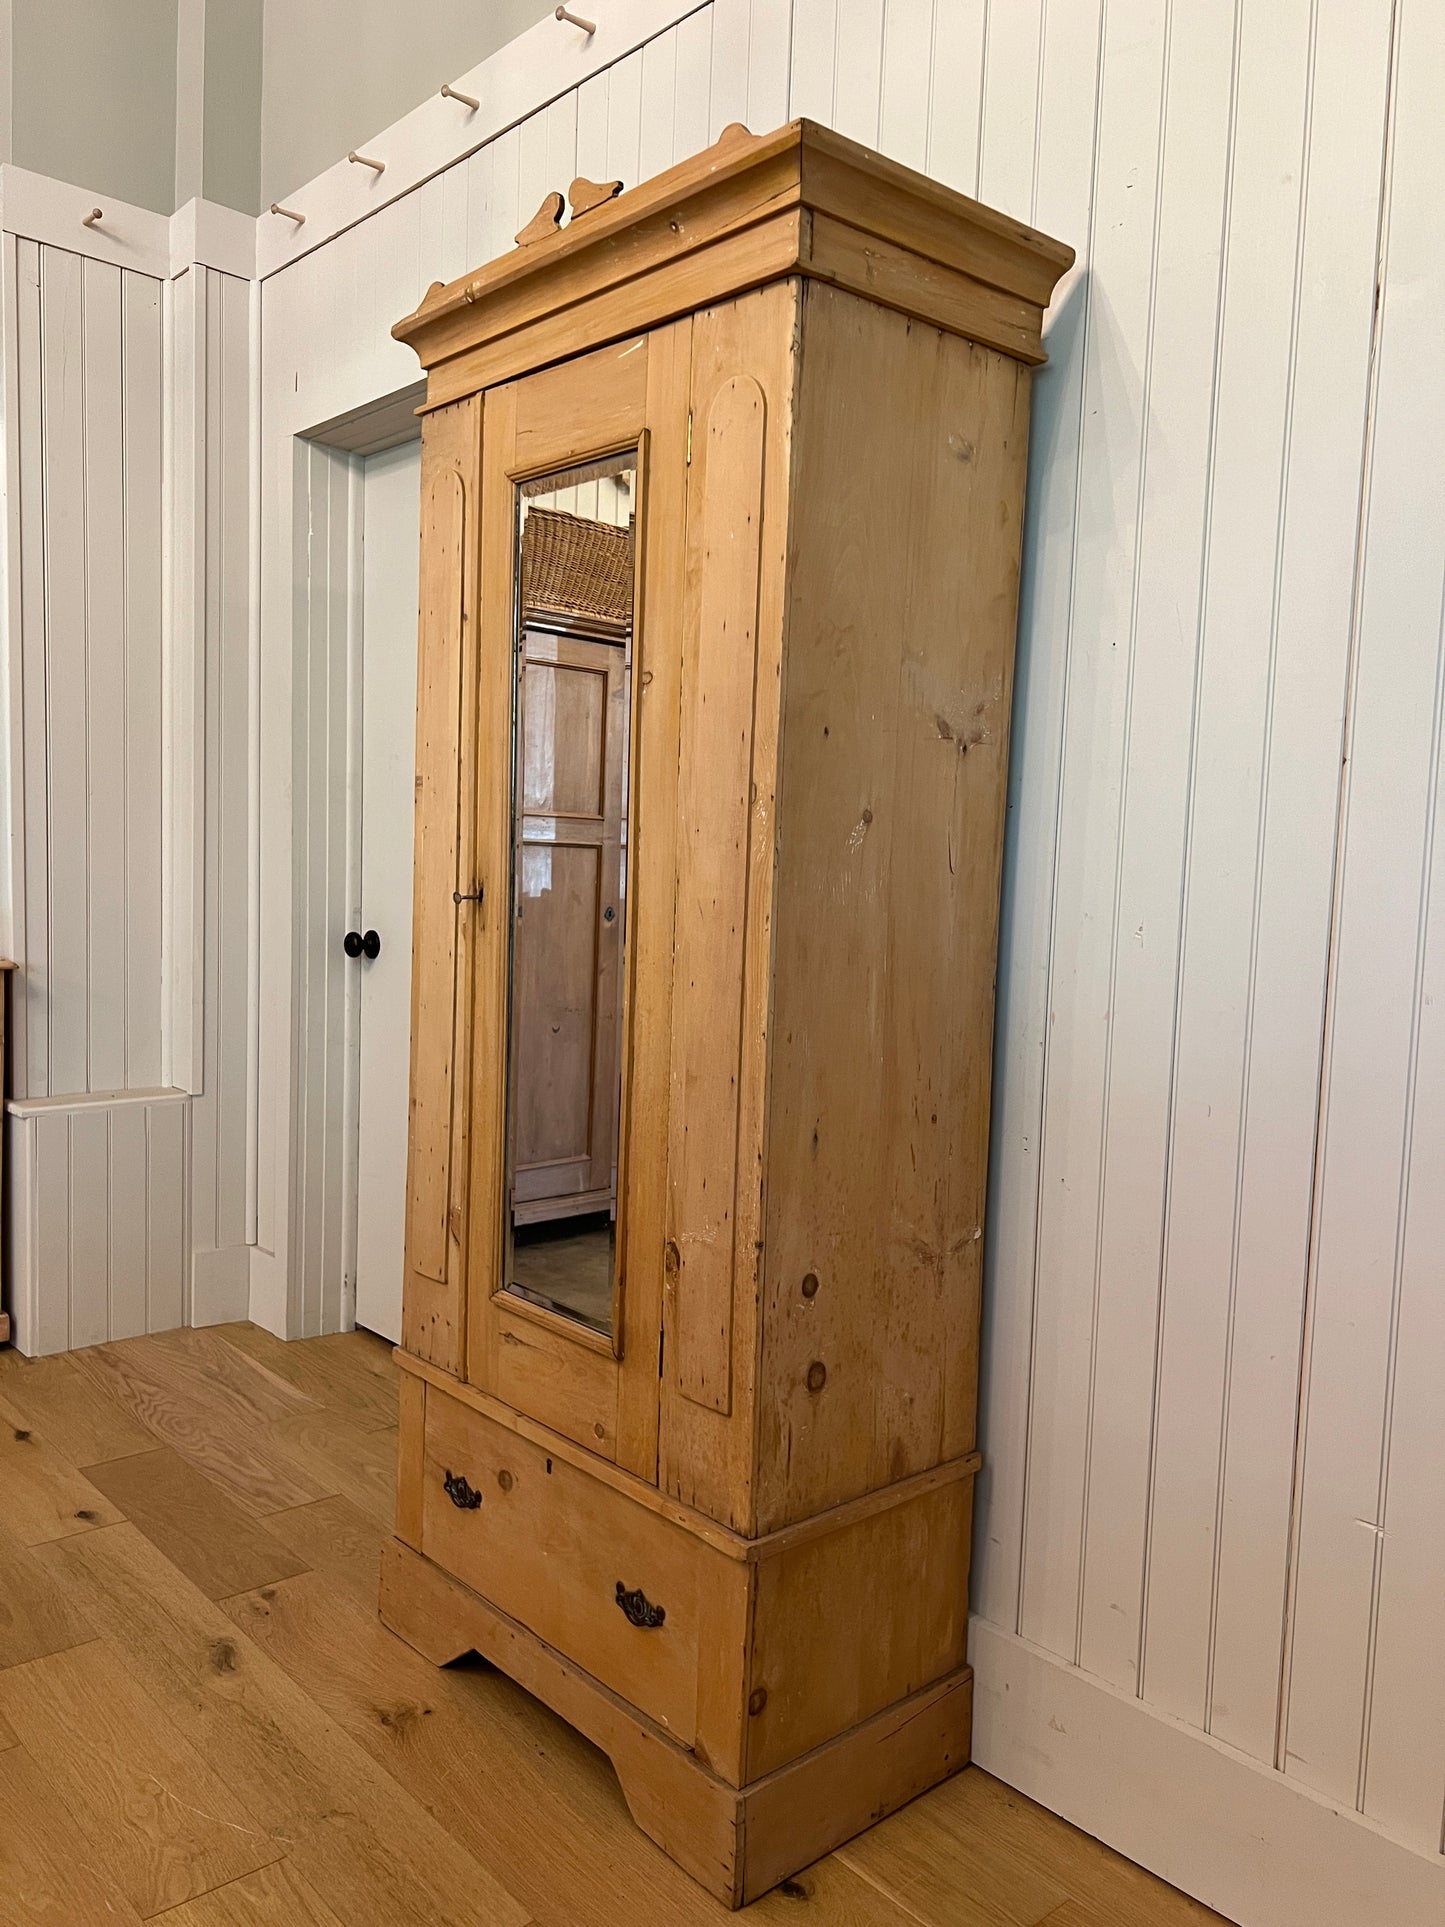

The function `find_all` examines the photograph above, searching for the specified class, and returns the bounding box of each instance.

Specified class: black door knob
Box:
[343,929,381,959]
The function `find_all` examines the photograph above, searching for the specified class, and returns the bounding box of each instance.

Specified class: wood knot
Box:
[748,1686,768,1716]
[209,1639,239,1674]
[806,1361,827,1393]
[496,1469,514,1493]
[801,1272,819,1300]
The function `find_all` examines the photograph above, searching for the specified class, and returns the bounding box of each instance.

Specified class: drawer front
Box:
[420,1382,709,1744]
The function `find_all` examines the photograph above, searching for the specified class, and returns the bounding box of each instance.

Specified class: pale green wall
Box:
[202,0,263,213]
[259,0,551,207]
[10,0,180,213]
[0,0,553,217]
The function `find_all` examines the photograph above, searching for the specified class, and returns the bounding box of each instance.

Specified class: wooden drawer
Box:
[419,1380,718,1746]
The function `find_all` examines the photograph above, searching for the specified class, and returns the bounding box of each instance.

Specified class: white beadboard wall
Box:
[0,194,254,1345]
[4,240,165,1100]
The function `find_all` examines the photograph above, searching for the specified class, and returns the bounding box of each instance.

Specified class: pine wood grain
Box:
[0,1391,126,1544]
[0,1638,283,1914]
[84,1447,310,1600]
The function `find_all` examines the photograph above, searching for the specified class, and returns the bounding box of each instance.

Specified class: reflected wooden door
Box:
[463,325,691,1478]
[511,628,628,1227]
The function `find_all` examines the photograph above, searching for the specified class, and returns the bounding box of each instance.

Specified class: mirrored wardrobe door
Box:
[463,326,691,1479]
[507,457,637,1339]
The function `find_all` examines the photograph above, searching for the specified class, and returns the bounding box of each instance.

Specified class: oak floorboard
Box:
[217,1322,400,1427]
[136,1857,349,1927]
[263,1492,387,1614]
[0,1516,96,1668]
[84,1447,311,1600]
[267,1407,398,1528]
[838,1768,1221,1927]
[6,1326,1225,1927]
[0,1348,155,1464]
[141,1327,322,1421]
[0,1741,147,1926]
[37,1523,529,1927]
[0,1391,126,1544]
[70,1341,331,1516]
[0,1637,283,1916]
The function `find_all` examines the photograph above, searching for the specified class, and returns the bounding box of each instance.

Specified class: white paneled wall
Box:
[779,0,1445,1919]
[5,240,164,1099]
[6,1089,185,1354]
[1,212,253,1346]
[181,265,255,1322]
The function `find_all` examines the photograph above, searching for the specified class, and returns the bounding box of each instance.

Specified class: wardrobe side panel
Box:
[402,394,483,1374]
[659,279,801,1534]
[756,284,1031,1531]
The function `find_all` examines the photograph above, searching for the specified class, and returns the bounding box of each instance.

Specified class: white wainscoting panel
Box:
[6,238,165,1100]
[5,1088,186,1355]
[178,264,255,1326]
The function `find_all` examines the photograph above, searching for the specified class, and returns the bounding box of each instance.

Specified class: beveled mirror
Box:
[503,451,637,1337]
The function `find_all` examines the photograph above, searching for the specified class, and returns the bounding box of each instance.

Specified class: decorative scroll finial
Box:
[568,175,624,220]
[515,191,566,247]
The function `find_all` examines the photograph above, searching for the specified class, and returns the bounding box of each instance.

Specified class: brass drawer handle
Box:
[443,1469,482,1510]
[615,1582,665,1629]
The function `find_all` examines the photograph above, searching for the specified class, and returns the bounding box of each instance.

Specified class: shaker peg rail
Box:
[270,202,305,224]
[349,150,386,173]
[555,6,597,32]
[440,83,479,109]
[82,207,103,228]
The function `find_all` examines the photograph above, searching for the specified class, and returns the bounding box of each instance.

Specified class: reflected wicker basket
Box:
[521,507,634,629]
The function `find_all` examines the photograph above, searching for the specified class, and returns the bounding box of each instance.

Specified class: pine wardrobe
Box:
[381,119,1072,1906]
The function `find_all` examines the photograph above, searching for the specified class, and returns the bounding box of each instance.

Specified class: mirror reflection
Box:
[505,452,637,1337]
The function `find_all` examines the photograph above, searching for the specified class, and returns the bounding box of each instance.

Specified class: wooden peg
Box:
[270,202,305,225]
[440,83,479,110]
[568,174,624,220]
[515,191,566,247]
[555,5,596,31]
[349,150,385,174]
[82,207,103,228]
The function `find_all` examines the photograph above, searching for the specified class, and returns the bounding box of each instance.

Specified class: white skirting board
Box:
[3,1088,250,1355]
[969,1617,1445,1927]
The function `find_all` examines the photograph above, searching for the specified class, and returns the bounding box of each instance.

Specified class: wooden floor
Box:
[0,1324,1230,1926]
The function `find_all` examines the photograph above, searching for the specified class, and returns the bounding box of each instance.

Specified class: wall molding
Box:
[969,1617,1445,1927]
[0,165,257,281]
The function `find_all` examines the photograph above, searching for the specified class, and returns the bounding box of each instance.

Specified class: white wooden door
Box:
[355,438,421,1340]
